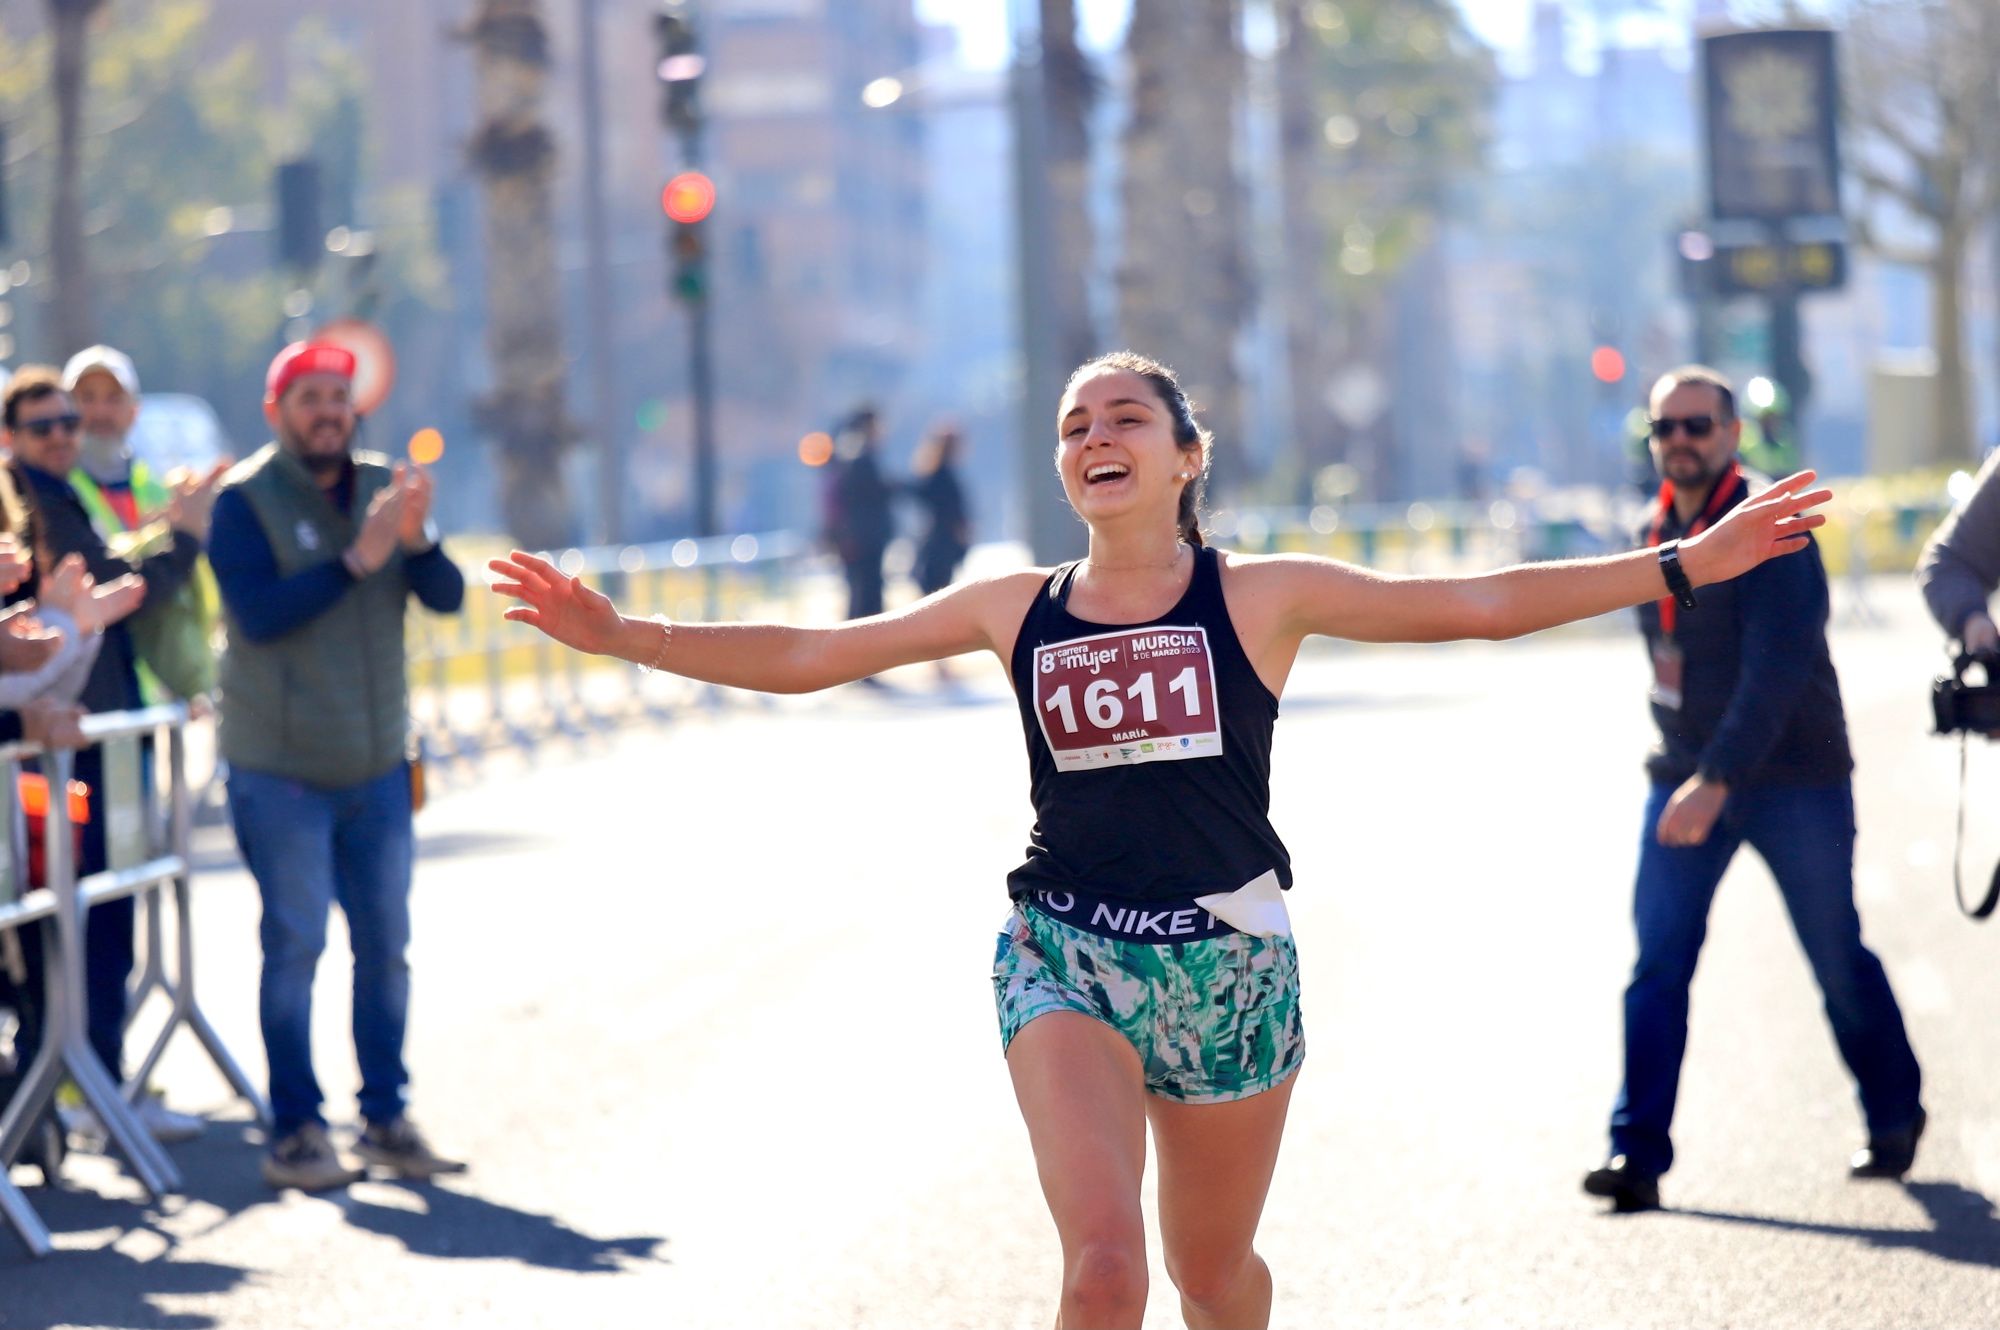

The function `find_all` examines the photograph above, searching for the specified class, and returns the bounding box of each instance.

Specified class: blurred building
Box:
[194,0,938,539]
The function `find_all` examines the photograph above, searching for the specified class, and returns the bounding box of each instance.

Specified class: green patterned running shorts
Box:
[990,902,1306,1104]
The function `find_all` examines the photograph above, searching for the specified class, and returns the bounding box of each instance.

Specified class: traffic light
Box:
[1590,345,1626,385]
[663,170,714,302]
[275,159,322,271]
[654,2,703,134]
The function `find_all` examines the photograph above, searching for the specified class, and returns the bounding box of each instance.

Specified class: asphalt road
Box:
[4,576,1998,1329]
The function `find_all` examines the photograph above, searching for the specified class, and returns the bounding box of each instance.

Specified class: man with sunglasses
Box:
[0,364,221,1150]
[1583,365,1924,1213]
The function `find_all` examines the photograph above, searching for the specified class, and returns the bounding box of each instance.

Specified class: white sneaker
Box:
[138,1094,206,1144]
[65,1096,206,1148]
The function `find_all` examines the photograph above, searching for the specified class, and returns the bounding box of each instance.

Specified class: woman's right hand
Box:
[487,551,623,656]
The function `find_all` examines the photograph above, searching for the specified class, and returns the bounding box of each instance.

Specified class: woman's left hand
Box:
[1681,470,1832,587]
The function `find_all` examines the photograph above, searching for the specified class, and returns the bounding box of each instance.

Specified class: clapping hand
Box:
[0,533,30,597]
[347,468,413,577]
[165,462,230,540]
[0,603,64,674]
[20,697,86,750]
[397,464,437,551]
[487,551,623,656]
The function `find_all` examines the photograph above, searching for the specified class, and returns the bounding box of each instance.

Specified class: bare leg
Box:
[1007,1011,1151,1329]
[1148,1071,1298,1330]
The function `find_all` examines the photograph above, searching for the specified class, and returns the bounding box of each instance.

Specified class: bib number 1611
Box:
[1043,666,1201,734]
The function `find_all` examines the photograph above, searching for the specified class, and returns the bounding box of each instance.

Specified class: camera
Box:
[1932,654,2000,735]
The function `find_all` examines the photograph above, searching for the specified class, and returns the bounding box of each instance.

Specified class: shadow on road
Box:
[0,1122,665,1325]
[1677,1180,2000,1269]
[0,1241,245,1329]
[337,1179,666,1271]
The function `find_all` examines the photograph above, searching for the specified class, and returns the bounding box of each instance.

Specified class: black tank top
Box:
[1006,545,1292,903]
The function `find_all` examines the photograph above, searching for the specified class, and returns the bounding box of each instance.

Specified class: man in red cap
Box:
[207,340,467,1190]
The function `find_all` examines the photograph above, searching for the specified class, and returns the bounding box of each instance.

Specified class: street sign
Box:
[1678,235,1846,298]
[1702,29,1842,221]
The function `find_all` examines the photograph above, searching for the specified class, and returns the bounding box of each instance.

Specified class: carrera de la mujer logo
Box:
[1033,626,1223,769]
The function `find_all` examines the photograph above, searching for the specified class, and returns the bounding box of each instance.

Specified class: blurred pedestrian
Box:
[906,423,972,598]
[63,344,224,704]
[821,406,894,621]
[2,364,209,1150]
[1916,446,2000,657]
[209,341,467,1191]
[492,349,1829,1328]
[1583,366,1924,1215]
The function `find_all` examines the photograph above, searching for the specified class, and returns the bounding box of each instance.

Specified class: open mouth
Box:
[1084,462,1131,486]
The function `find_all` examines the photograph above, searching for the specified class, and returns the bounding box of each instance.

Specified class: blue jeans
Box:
[228,763,414,1138]
[1610,780,1922,1176]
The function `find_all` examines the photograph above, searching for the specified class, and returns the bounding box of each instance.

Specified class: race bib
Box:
[1032,625,1224,770]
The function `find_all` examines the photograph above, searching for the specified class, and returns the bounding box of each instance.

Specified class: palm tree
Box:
[1041,0,1097,373]
[464,0,577,549]
[1117,0,1251,479]
[47,0,104,355]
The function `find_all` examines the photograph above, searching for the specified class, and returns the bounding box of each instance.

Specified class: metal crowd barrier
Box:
[408,530,818,771]
[0,705,266,1259]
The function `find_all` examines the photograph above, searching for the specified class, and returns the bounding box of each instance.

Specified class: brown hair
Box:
[2,364,63,429]
[1650,364,1737,422]
[1062,350,1212,547]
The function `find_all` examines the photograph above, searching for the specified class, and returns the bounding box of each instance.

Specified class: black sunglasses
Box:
[17,413,81,438]
[1648,414,1718,441]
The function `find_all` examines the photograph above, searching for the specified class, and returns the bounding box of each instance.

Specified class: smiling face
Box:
[1055,368,1197,529]
[266,372,357,477]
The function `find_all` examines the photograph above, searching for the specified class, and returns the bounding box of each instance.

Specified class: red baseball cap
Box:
[265,341,357,403]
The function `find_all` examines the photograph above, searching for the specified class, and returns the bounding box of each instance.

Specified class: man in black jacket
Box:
[2,365,221,1145]
[1582,366,1925,1212]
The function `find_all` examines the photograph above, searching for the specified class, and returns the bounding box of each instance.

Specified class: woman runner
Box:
[489,351,1833,1330]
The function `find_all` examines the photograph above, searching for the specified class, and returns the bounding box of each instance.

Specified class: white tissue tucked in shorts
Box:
[1194,869,1292,938]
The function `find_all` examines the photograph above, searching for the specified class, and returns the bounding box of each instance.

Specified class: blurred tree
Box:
[1117,0,1251,481]
[1272,0,1493,498]
[463,0,576,549]
[46,0,103,354]
[1844,0,2000,462]
[0,2,443,451]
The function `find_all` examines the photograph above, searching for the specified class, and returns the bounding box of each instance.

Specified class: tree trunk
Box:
[48,0,100,356]
[1117,0,1250,479]
[1274,0,1337,503]
[1933,224,1974,462]
[464,0,577,550]
[1041,0,1097,375]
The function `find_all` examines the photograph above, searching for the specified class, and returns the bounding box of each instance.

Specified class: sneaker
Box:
[1850,1107,1927,1180]
[354,1116,467,1179]
[262,1123,364,1191]
[68,1095,207,1148]
[137,1094,206,1144]
[1582,1155,1662,1213]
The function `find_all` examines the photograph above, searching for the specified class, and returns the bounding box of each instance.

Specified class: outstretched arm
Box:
[488,550,1037,693]
[1274,471,1832,644]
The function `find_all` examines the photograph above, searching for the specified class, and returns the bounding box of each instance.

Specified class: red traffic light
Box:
[1590,345,1626,384]
[662,171,715,225]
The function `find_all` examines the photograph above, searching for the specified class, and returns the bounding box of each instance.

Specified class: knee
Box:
[1166,1244,1259,1312]
[1064,1237,1148,1323]
[260,917,327,974]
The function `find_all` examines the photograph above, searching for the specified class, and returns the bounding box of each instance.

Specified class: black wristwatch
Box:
[1657,540,1698,611]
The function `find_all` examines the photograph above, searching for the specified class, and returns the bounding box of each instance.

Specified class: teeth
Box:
[1086,464,1129,481]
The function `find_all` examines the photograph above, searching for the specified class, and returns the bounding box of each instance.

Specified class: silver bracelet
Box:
[635,614,673,673]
